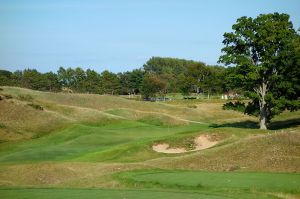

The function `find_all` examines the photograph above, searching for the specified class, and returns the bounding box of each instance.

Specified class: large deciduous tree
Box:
[143,57,198,93]
[140,74,167,99]
[119,69,144,95]
[100,70,120,95]
[219,13,300,129]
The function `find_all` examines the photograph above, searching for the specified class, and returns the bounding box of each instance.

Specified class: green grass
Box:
[0,86,299,199]
[0,120,209,163]
[118,170,300,193]
[117,170,300,198]
[0,188,241,199]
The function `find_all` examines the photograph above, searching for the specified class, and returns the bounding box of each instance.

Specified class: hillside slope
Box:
[0,87,299,198]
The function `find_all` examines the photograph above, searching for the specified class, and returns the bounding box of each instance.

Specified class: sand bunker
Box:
[152,134,219,154]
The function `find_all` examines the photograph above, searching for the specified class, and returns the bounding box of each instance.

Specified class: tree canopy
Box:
[0,57,230,98]
[219,12,300,129]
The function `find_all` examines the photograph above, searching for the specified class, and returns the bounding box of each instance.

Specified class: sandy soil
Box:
[152,134,219,154]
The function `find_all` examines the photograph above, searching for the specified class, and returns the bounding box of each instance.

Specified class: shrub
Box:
[27,103,43,110]
[183,96,197,100]
[223,101,246,113]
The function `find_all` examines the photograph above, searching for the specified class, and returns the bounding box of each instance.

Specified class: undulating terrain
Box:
[0,86,299,199]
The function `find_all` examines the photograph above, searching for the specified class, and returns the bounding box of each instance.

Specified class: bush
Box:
[223,101,246,113]
[183,96,197,100]
[27,103,43,110]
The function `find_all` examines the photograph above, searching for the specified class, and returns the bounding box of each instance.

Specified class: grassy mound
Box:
[0,86,299,199]
[148,130,300,172]
[1,86,253,124]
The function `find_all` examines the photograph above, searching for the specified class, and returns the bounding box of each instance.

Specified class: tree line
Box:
[0,12,299,129]
[0,57,230,97]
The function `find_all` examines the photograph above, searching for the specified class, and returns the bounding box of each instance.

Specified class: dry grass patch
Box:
[1,87,255,124]
[0,162,148,188]
[147,129,300,173]
[106,108,188,126]
[42,102,122,124]
[0,99,70,139]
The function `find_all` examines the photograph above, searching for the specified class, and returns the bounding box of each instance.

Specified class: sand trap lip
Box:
[152,134,219,154]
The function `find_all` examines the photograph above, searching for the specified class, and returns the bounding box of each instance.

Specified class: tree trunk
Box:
[259,105,267,130]
[258,82,268,130]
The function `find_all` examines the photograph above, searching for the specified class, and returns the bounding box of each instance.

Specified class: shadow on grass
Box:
[210,118,300,130]
[268,118,300,130]
[210,120,259,129]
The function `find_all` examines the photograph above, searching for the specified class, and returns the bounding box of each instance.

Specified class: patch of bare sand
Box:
[152,144,186,154]
[194,134,218,150]
[152,134,219,154]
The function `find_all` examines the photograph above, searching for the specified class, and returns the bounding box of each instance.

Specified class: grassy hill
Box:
[0,86,299,199]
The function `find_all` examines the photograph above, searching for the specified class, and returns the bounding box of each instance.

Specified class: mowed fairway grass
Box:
[0,87,299,199]
[0,188,232,199]
[0,121,208,163]
[118,170,300,194]
[1,170,299,199]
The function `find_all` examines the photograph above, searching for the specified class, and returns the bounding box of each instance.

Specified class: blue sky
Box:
[0,0,299,73]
